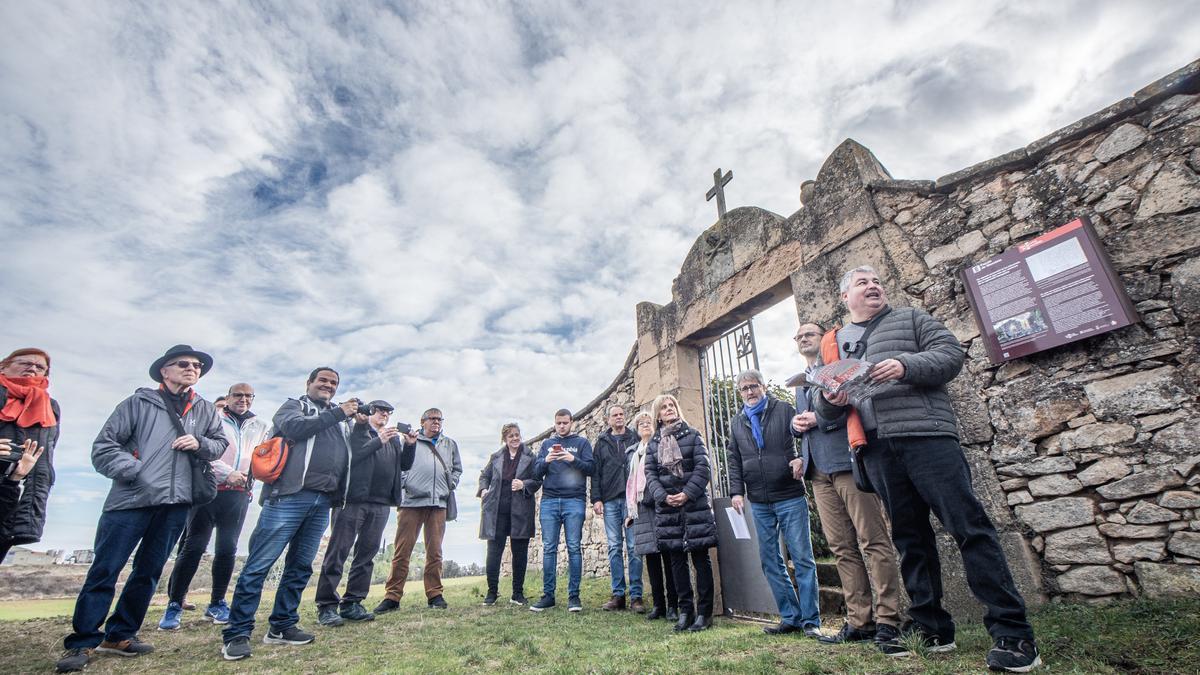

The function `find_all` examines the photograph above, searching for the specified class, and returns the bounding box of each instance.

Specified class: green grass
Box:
[1,576,1197,673]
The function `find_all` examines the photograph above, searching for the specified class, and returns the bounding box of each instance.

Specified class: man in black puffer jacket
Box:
[727,369,821,638]
[589,404,641,612]
[815,266,1039,673]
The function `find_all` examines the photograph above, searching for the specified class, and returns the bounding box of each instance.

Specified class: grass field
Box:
[2,575,1198,674]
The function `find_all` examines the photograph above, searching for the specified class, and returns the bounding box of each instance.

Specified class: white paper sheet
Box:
[725,507,751,540]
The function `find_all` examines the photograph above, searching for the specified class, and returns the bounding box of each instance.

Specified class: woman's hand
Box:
[11,440,45,481]
[511,479,524,492]
[666,492,689,507]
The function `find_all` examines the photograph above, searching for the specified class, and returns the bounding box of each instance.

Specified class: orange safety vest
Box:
[819,328,867,449]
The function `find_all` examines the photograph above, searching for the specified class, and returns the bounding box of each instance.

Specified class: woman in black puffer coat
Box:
[644,394,717,632]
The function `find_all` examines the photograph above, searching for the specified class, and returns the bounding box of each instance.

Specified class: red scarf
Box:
[0,374,57,428]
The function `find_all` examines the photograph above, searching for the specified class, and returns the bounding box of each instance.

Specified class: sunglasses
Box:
[169,360,204,370]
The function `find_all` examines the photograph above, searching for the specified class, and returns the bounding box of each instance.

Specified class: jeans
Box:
[750,495,821,628]
[167,490,251,605]
[864,431,1033,640]
[668,548,714,617]
[485,512,529,596]
[315,502,390,609]
[64,504,190,650]
[539,497,585,599]
[223,490,331,642]
[602,500,643,598]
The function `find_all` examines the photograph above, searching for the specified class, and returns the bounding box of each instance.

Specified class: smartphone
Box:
[396,422,412,434]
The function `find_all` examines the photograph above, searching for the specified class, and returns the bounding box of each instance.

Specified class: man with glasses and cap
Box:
[315,399,415,626]
[57,345,227,673]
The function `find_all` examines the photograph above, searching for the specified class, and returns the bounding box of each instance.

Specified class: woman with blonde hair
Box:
[644,394,718,631]
[627,410,678,621]
[477,423,541,606]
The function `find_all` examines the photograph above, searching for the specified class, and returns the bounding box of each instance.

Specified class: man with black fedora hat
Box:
[57,345,227,673]
[315,399,415,626]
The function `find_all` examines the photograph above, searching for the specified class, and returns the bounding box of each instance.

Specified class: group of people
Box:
[0,264,1040,674]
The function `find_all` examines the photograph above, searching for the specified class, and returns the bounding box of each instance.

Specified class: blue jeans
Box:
[750,496,821,628]
[602,500,643,598]
[223,490,331,642]
[539,497,585,599]
[64,504,190,650]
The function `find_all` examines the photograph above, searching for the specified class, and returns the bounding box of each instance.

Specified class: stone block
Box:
[1134,562,1200,598]
[1000,477,1029,490]
[1098,523,1169,539]
[1057,423,1136,451]
[999,456,1076,477]
[1168,531,1200,559]
[1077,457,1131,487]
[1152,423,1194,454]
[1056,565,1126,595]
[1097,466,1186,500]
[1094,123,1150,164]
[1126,501,1181,524]
[1043,526,1113,564]
[1134,58,1200,108]
[1015,497,1096,533]
[1160,491,1200,509]
[1028,474,1084,498]
[1174,255,1200,321]
[1007,490,1034,506]
[1113,540,1167,563]
[1136,161,1200,219]
[1110,212,1200,270]
[924,229,986,268]
[1084,366,1190,418]
[1014,398,1091,441]
[1028,98,1138,158]
[1139,410,1187,432]
[935,147,1030,191]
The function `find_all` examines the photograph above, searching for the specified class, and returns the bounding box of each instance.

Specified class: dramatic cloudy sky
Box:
[2,1,1196,564]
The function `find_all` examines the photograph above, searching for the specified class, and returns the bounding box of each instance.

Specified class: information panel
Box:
[961,217,1140,364]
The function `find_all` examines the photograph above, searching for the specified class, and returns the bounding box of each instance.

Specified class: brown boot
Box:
[601,595,626,611]
[630,597,646,613]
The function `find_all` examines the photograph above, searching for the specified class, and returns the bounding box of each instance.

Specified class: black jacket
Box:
[267,397,351,506]
[347,422,413,505]
[589,427,638,504]
[0,385,58,545]
[727,397,806,504]
[645,422,718,552]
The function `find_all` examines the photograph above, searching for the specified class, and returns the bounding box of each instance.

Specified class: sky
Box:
[2,1,1197,566]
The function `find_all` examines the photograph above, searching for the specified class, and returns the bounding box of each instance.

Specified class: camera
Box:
[354,400,377,416]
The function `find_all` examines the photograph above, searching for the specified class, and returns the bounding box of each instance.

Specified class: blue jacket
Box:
[533,433,595,499]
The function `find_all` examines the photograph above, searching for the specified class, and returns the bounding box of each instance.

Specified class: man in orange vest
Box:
[814,266,1039,673]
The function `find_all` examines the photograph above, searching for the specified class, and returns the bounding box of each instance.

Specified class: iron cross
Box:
[706,168,733,221]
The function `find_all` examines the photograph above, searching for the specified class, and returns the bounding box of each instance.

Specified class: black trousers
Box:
[167,490,250,605]
[668,548,713,618]
[644,551,677,611]
[485,512,529,595]
[864,431,1033,640]
[315,501,390,609]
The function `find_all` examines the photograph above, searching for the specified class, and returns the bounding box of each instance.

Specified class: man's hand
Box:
[792,412,817,433]
[666,492,689,507]
[354,412,369,424]
[731,495,744,514]
[171,435,200,451]
[822,390,851,406]
[511,479,524,492]
[401,430,419,444]
[338,400,360,418]
[789,458,805,481]
[560,449,575,463]
[593,501,603,516]
[379,427,400,443]
[11,441,45,481]
[226,470,247,488]
[870,358,905,382]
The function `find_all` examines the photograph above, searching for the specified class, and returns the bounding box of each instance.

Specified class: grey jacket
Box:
[814,306,964,439]
[796,386,852,476]
[477,446,541,540]
[400,434,462,509]
[92,388,227,512]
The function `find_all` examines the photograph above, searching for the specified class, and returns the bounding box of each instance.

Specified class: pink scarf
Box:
[625,441,649,519]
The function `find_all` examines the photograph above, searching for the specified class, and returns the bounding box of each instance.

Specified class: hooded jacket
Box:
[0,385,58,545]
[533,433,595,499]
[267,397,351,506]
[92,387,227,512]
[399,434,462,509]
[589,427,638,504]
[347,422,411,505]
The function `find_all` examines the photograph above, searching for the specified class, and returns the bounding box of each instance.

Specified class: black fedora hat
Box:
[150,344,214,383]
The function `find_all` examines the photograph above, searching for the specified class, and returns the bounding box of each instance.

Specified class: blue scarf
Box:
[744,397,768,449]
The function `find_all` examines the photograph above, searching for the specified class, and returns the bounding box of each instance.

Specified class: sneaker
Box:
[818,622,877,644]
[803,625,823,639]
[158,601,183,631]
[602,595,626,611]
[877,623,956,657]
[483,592,498,606]
[205,600,231,625]
[529,595,555,612]
[263,626,315,645]
[317,606,345,627]
[568,596,582,612]
[96,636,154,657]
[427,595,448,609]
[373,598,400,614]
[510,594,528,606]
[339,603,375,622]
[222,636,252,661]
[987,637,1041,672]
[55,648,92,673]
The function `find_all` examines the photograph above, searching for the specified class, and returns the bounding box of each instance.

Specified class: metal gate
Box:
[699,320,759,498]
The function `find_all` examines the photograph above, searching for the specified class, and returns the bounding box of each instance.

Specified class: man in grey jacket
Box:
[815,266,1039,673]
[57,345,227,673]
[374,407,461,613]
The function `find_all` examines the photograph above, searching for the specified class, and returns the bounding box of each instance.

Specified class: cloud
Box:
[2,0,1197,561]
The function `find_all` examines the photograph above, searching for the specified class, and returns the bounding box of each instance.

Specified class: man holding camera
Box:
[221,367,360,661]
[316,399,415,626]
[375,407,461,613]
[530,409,595,613]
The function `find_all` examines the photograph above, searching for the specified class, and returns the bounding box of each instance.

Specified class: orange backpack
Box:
[251,437,291,484]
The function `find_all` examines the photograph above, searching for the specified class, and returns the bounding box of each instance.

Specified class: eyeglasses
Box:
[169,360,204,370]
[9,360,48,373]
[738,383,762,393]
[228,393,255,399]
[793,332,821,341]
[424,417,444,423]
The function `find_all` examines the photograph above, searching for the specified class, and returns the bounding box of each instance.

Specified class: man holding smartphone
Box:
[530,409,594,613]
